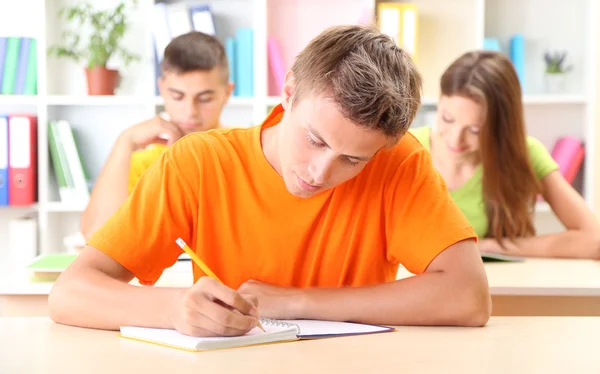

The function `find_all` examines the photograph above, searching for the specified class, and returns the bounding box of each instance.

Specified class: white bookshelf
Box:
[0,0,596,266]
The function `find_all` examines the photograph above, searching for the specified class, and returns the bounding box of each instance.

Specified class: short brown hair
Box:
[291,25,422,139]
[161,31,229,84]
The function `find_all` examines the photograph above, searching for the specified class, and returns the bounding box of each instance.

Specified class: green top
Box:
[408,126,559,237]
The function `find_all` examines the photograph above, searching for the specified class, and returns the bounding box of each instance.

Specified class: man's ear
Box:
[223,81,234,104]
[281,71,295,110]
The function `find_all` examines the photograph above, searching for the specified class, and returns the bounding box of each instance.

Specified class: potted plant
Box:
[47,0,139,95]
[543,50,573,94]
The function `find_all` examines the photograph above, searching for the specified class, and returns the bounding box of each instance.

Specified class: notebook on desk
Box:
[120,319,395,352]
[481,252,525,262]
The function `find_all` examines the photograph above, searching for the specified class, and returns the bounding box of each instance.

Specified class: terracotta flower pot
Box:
[85,66,119,95]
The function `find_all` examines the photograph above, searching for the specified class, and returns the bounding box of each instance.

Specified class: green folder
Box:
[1,37,20,94]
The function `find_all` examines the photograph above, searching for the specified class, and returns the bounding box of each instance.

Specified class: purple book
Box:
[14,37,30,95]
[0,37,8,90]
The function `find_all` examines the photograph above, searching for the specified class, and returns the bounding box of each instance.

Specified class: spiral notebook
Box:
[120,319,395,352]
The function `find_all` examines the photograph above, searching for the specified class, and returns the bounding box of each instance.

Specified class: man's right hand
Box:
[171,277,259,337]
[121,115,185,152]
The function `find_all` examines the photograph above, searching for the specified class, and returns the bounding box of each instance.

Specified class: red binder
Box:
[8,115,37,206]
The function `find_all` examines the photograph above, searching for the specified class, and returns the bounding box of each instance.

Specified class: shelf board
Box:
[0,95,39,105]
[0,203,38,211]
[47,95,154,106]
[266,96,282,107]
[523,94,588,105]
[44,201,87,213]
[420,94,588,108]
[153,96,255,107]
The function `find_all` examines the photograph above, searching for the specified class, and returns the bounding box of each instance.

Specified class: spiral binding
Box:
[259,318,301,333]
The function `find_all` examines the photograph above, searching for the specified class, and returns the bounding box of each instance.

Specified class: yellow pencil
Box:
[175,238,265,332]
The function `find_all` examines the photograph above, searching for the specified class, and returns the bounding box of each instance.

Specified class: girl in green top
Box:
[410,51,600,259]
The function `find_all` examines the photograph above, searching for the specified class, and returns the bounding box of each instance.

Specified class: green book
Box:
[27,253,78,282]
[50,121,76,197]
[27,253,78,271]
[48,121,72,201]
[23,38,37,95]
[1,37,20,94]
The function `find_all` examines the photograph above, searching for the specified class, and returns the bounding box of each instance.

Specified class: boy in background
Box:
[80,32,233,239]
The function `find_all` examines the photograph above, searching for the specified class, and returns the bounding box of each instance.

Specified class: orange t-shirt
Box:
[88,105,476,288]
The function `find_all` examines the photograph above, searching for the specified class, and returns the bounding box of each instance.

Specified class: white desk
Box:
[2,259,600,317]
[399,258,600,316]
[0,317,598,373]
[0,260,193,317]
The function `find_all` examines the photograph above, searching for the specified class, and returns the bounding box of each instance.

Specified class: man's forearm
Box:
[294,270,490,327]
[80,136,133,239]
[498,231,600,259]
[49,268,183,330]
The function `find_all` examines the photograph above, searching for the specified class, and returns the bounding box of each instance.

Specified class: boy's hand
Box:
[238,280,306,320]
[171,277,259,337]
[121,115,185,151]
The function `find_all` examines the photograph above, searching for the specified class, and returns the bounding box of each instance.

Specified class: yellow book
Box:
[377,2,418,61]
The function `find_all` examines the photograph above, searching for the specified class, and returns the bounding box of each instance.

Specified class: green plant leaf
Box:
[46,0,138,70]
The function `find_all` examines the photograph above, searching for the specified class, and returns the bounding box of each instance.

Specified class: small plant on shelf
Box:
[543,50,572,93]
[47,0,139,95]
[543,50,573,74]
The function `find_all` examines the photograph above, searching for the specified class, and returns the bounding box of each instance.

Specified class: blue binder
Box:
[510,34,525,89]
[235,28,254,97]
[0,115,8,206]
[225,37,237,96]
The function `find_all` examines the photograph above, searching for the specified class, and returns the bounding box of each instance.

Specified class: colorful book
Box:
[24,38,37,95]
[48,121,74,202]
[1,37,21,94]
[0,115,8,206]
[190,4,216,35]
[551,136,584,184]
[377,3,418,59]
[510,34,525,89]
[235,28,253,97]
[0,37,8,91]
[13,37,30,94]
[27,253,78,282]
[267,36,286,94]
[225,37,237,95]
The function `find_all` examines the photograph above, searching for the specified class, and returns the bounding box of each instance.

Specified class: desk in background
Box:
[398,258,600,316]
[2,258,600,317]
[0,317,598,373]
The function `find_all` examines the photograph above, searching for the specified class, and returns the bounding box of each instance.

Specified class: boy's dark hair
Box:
[161,32,229,84]
[291,25,422,139]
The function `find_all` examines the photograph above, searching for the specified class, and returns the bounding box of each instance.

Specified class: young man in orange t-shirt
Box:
[50,25,491,337]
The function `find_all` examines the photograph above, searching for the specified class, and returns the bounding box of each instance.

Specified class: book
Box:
[235,28,253,97]
[26,253,78,282]
[550,136,584,184]
[120,319,395,352]
[13,37,30,94]
[23,38,37,95]
[510,34,525,89]
[377,3,418,60]
[481,252,525,262]
[1,37,20,94]
[267,36,286,94]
